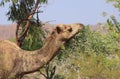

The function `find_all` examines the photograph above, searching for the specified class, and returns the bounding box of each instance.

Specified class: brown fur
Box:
[0,23,84,79]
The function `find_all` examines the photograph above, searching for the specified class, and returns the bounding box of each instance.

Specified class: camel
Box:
[0,23,84,79]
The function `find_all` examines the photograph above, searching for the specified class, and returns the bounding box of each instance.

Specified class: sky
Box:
[0,0,120,25]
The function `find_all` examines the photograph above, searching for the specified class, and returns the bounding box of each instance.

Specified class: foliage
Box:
[54,23,120,79]
[107,15,120,32]
[0,0,48,6]
[57,25,120,61]
[0,0,47,22]
[59,52,120,79]
[39,63,56,79]
[107,0,120,11]
[0,0,48,47]
[7,1,46,22]
[21,25,46,50]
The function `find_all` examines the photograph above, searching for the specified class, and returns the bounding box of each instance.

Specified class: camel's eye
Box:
[56,26,62,34]
[68,28,72,32]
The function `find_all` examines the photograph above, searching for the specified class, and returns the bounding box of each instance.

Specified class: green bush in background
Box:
[54,22,120,79]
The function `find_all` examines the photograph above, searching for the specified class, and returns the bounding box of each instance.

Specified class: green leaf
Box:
[61,45,65,50]
[0,1,4,6]
[12,0,18,3]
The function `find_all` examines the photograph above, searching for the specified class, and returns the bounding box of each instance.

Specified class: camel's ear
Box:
[56,26,62,34]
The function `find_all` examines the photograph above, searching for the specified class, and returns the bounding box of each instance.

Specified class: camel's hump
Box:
[0,40,20,49]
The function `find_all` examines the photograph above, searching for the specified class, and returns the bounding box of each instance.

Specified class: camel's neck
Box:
[37,36,64,62]
[21,36,64,73]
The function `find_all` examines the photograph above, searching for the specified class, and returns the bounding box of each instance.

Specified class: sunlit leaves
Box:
[41,0,48,4]
[21,25,45,50]
[0,0,48,50]
[107,19,114,31]
[0,0,48,22]
[107,0,120,11]
[12,0,18,3]
[0,0,16,6]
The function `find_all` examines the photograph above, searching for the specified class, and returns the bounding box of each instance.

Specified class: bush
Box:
[55,24,120,79]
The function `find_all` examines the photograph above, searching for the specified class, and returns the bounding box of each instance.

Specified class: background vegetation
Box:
[53,23,120,79]
[40,1,120,78]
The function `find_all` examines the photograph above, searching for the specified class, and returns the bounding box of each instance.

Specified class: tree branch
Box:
[16,0,41,47]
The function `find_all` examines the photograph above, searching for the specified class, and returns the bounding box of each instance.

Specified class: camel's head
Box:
[51,23,84,41]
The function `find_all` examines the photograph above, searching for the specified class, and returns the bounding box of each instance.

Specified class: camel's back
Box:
[0,40,20,53]
[0,40,21,78]
[0,40,20,49]
[0,40,20,60]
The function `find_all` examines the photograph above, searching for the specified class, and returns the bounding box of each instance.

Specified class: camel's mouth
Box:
[68,23,85,39]
[75,23,84,30]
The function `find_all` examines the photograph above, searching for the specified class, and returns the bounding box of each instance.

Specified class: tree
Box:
[0,0,48,47]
